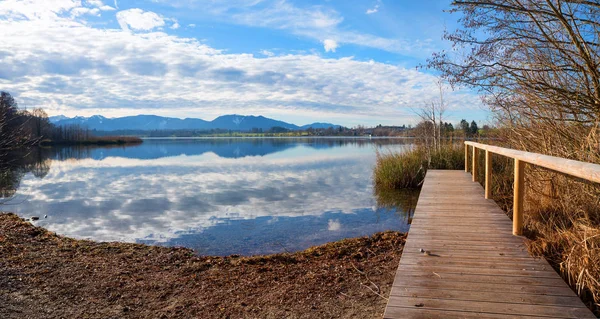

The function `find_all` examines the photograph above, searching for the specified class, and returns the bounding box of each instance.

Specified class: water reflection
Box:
[1,138,416,256]
[0,148,51,198]
[374,188,421,224]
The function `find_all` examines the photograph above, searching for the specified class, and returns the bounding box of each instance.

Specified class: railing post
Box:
[485,150,492,199]
[472,147,479,182]
[513,159,525,235]
[465,144,469,172]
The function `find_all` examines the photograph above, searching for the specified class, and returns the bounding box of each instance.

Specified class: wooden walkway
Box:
[384,170,595,318]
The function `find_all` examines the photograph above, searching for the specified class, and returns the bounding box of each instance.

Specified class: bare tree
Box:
[30,108,49,139]
[428,0,600,157]
[0,91,31,149]
[415,79,448,153]
[427,0,600,307]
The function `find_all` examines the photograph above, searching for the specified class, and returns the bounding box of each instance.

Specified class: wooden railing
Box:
[464,141,600,236]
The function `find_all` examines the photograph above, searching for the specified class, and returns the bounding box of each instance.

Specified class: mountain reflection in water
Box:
[1,138,417,256]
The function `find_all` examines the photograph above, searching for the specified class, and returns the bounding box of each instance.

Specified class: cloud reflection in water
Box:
[8,138,413,255]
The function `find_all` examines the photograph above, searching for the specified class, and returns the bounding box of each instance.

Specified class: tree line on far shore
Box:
[0,91,141,149]
[0,91,94,149]
[1,89,488,146]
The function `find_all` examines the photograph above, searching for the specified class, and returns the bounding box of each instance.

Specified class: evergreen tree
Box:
[470,120,479,136]
[459,119,469,136]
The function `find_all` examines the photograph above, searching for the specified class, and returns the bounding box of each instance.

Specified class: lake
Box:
[0,138,417,256]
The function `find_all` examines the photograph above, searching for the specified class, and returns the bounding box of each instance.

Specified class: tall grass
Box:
[373,143,465,191]
[428,144,466,170]
[374,148,426,190]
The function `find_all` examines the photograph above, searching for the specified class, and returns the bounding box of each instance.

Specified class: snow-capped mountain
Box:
[50,114,340,131]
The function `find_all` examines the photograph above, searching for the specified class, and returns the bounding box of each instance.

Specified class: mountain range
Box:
[49,114,341,132]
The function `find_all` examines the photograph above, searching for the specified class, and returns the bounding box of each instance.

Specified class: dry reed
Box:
[471,140,600,315]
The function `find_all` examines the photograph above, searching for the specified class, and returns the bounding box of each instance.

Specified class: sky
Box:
[0,0,490,127]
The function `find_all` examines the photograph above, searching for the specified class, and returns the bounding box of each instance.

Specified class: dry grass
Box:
[522,175,600,315]
[378,138,600,314]
[469,141,600,315]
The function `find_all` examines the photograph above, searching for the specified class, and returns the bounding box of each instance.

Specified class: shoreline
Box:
[0,212,406,318]
[40,139,143,147]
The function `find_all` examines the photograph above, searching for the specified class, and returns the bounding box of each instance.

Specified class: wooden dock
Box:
[383,170,595,318]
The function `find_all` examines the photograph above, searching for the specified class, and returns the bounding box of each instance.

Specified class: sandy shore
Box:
[0,212,406,318]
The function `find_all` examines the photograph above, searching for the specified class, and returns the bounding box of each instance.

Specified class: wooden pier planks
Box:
[383,170,595,319]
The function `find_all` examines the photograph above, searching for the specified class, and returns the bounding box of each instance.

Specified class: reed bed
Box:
[40,135,143,146]
[469,143,600,314]
[374,147,426,190]
[85,136,143,144]
[373,143,465,191]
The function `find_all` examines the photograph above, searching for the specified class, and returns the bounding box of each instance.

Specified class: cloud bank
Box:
[0,0,481,125]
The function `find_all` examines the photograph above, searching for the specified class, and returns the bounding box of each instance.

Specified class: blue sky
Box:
[0,0,489,127]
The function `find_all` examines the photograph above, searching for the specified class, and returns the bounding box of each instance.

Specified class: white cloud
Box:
[366,5,379,14]
[116,8,165,32]
[86,0,104,7]
[0,2,482,126]
[86,0,115,10]
[188,23,196,27]
[323,39,338,52]
[227,0,343,30]
[165,17,180,29]
[260,50,275,57]
[99,5,115,11]
[170,0,430,56]
[71,7,100,17]
[0,0,113,21]
[0,0,81,20]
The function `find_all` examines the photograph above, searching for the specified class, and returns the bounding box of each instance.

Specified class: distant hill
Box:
[49,115,69,122]
[50,114,341,132]
[299,122,342,130]
[209,115,298,131]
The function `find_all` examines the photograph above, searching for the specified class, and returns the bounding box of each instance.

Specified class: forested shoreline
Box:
[0,92,141,149]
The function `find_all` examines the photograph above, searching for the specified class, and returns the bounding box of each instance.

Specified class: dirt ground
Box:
[0,213,406,318]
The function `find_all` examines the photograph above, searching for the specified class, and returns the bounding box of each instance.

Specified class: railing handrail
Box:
[464,141,600,236]
[465,141,600,184]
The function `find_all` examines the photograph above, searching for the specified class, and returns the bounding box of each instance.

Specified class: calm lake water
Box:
[1,138,417,256]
